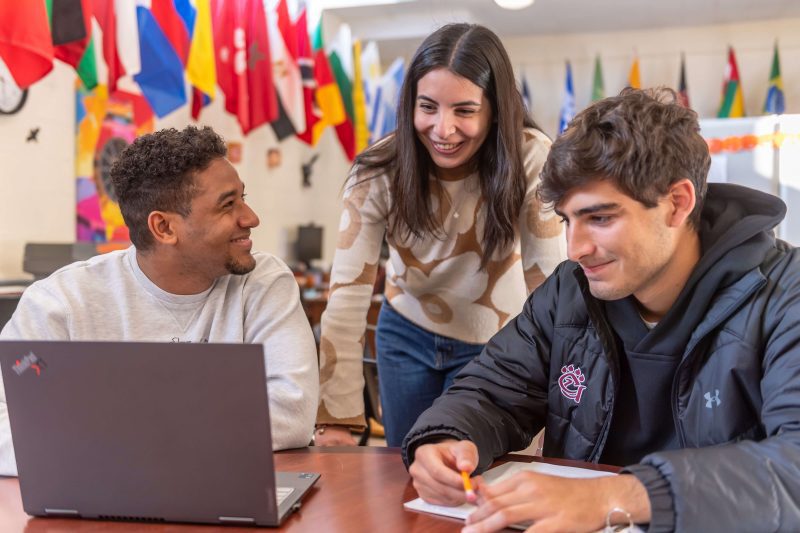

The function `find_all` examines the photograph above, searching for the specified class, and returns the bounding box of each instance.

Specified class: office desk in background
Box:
[0,447,618,532]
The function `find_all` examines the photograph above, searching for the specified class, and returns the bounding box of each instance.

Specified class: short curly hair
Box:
[538,87,710,229]
[110,126,227,250]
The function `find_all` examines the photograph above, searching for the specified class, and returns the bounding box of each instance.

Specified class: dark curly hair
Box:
[110,126,227,250]
[538,87,710,229]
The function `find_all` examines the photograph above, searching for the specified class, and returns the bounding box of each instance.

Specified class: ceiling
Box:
[323,0,800,58]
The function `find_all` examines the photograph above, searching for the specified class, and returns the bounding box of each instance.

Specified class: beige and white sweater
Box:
[317,129,566,427]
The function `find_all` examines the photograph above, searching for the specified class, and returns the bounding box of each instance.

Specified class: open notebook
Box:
[405,460,642,531]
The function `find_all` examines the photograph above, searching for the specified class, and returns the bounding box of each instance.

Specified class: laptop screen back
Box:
[0,341,281,525]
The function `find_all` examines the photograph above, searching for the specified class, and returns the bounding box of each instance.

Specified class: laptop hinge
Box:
[45,508,80,516]
[218,516,256,524]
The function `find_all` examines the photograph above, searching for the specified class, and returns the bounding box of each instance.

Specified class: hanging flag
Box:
[327,24,356,160]
[295,7,320,145]
[187,0,216,120]
[173,0,196,37]
[763,42,785,115]
[717,46,745,118]
[115,0,141,78]
[134,5,187,118]
[267,0,305,137]
[47,0,98,90]
[591,55,604,102]
[520,75,531,112]
[370,57,404,143]
[151,0,191,65]
[360,40,381,136]
[0,3,54,88]
[92,0,123,92]
[628,55,641,89]
[352,39,369,154]
[677,53,690,108]
[558,61,575,135]
[212,0,278,134]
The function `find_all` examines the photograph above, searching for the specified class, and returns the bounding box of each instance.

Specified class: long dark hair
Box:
[353,23,539,269]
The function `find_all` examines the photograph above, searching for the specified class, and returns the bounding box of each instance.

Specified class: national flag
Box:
[763,43,785,115]
[0,3,54,88]
[212,0,279,135]
[370,57,403,143]
[187,0,216,120]
[267,0,305,136]
[295,7,320,145]
[352,39,369,154]
[520,75,531,112]
[151,0,191,65]
[628,55,641,89]
[558,61,575,135]
[92,0,123,92]
[717,46,745,118]
[173,0,196,35]
[327,24,356,160]
[134,5,187,118]
[677,52,690,108]
[360,40,381,135]
[115,0,141,78]
[591,55,604,102]
[47,0,98,90]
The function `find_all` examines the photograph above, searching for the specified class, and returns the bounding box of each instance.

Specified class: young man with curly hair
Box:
[0,126,318,475]
[404,88,800,532]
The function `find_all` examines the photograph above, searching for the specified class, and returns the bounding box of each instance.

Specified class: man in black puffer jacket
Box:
[403,88,800,532]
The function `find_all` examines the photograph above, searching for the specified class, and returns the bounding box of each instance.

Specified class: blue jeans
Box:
[376,301,484,447]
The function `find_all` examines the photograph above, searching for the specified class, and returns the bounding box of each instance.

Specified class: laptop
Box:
[0,340,319,526]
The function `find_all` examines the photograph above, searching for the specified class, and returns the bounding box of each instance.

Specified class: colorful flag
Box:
[360,40,381,134]
[717,46,745,118]
[47,0,98,90]
[151,0,191,65]
[295,8,320,145]
[92,0,123,92]
[267,0,305,136]
[0,2,54,88]
[352,39,369,154]
[763,43,785,115]
[628,55,641,89]
[591,55,604,102]
[370,57,404,143]
[558,61,575,135]
[212,0,279,135]
[187,0,216,119]
[327,24,356,160]
[133,5,187,118]
[677,53,690,108]
[115,0,141,78]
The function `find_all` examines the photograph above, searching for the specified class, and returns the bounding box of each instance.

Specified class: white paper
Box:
[404,461,616,530]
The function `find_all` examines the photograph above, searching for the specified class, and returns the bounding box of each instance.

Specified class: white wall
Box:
[1,15,798,279]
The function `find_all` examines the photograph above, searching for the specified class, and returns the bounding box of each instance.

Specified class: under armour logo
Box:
[558,364,587,404]
[704,389,721,408]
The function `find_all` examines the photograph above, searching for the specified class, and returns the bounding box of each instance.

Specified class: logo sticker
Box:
[704,389,721,408]
[558,364,586,404]
[12,352,46,377]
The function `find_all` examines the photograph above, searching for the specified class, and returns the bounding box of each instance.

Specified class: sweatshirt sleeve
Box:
[518,129,566,293]
[0,282,71,476]
[243,258,319,450]
[316,173,388,428]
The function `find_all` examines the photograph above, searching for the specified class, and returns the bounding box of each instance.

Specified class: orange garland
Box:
[704,132,800,154]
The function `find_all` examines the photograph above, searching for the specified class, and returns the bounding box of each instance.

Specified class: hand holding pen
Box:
[409,439,480,506]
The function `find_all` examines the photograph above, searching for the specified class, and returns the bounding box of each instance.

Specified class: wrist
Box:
[602,474,651,525]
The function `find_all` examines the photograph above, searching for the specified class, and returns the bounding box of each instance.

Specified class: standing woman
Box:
[315,23,565,447]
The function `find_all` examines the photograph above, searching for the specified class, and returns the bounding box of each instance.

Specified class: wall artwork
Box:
[75,84,154,243]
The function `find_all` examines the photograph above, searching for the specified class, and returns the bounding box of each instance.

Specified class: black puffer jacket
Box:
[403,183,800,532]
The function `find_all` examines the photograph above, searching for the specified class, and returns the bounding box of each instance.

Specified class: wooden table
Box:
[0,447,618,532]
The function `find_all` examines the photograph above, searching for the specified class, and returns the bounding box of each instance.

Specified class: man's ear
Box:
[666,179,696,228]
[147,211,180,245]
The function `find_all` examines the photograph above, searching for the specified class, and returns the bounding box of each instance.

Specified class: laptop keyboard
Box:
[276,486,294,505]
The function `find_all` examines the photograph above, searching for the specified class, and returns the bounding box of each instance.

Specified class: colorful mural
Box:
[75,84,154,243]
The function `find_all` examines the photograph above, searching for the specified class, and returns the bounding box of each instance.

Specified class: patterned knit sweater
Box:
[317,129,566,427]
